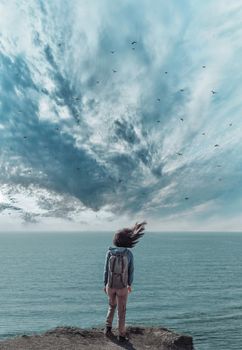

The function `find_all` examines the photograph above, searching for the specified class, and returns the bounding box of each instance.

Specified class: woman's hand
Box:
[127,285,132,293]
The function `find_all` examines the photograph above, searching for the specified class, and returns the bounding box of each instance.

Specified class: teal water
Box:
[0,232,241,350]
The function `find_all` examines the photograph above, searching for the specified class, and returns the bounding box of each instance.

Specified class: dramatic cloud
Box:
[0,0,242,231]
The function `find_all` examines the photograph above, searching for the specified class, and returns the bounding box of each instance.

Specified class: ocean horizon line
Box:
[0,230,242,234]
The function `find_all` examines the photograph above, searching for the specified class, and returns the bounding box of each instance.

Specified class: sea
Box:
[0,231,241,350]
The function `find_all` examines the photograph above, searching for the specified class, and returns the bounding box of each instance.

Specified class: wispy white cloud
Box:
[0,0,242,231]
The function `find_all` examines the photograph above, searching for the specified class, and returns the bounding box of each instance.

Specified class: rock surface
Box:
[0,326,194,350]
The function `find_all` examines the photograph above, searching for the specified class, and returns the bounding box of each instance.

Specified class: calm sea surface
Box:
[0,232,241,350]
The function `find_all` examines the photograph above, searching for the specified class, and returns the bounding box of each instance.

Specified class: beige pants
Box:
[105,286,129,336]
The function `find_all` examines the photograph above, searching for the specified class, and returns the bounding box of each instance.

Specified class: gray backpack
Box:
[107,250,129,289]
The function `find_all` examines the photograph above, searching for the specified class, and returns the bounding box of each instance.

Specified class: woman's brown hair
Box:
[113,221,147,248]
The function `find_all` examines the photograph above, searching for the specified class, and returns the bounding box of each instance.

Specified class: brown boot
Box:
[104,326,113,337]
[118,335,128,342]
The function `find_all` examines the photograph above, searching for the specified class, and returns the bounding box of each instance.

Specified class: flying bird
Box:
[185,197,189,200]
[180,118,184,122]
[211,90,217,94]
[202,65,206,68]
[131,41,137,45]
[214,144,219,147]
[176,152,183,156]
[180,89,184,92]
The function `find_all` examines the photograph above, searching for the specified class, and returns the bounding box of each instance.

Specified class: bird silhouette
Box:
[180,118,184,122]
[176,152,183,156]
[180,89,184,92]
[23,136,27,139]
[202,65,206,68]
[185,197,189,200]
[214,144,219,147]
[131,41,137,45]
[211,90,217,94]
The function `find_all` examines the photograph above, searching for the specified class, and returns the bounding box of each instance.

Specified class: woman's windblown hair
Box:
[113,221,147,248]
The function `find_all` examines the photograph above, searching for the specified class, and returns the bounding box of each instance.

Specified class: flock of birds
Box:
[13,39,233,206]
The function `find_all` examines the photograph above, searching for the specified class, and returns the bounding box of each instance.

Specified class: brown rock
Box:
[0,326,194,350]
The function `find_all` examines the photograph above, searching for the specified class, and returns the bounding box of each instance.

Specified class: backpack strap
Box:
[120,251,128,287]
[111,254,116,272]
[110,254,116,288]
[121,254,124,273]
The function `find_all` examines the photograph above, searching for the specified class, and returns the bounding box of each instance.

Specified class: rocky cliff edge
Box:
[0,326,194,350]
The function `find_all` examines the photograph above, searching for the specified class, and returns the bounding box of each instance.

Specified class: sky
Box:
[0,0,242,232]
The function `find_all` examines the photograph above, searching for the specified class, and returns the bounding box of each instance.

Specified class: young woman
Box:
[103,221,146,342]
